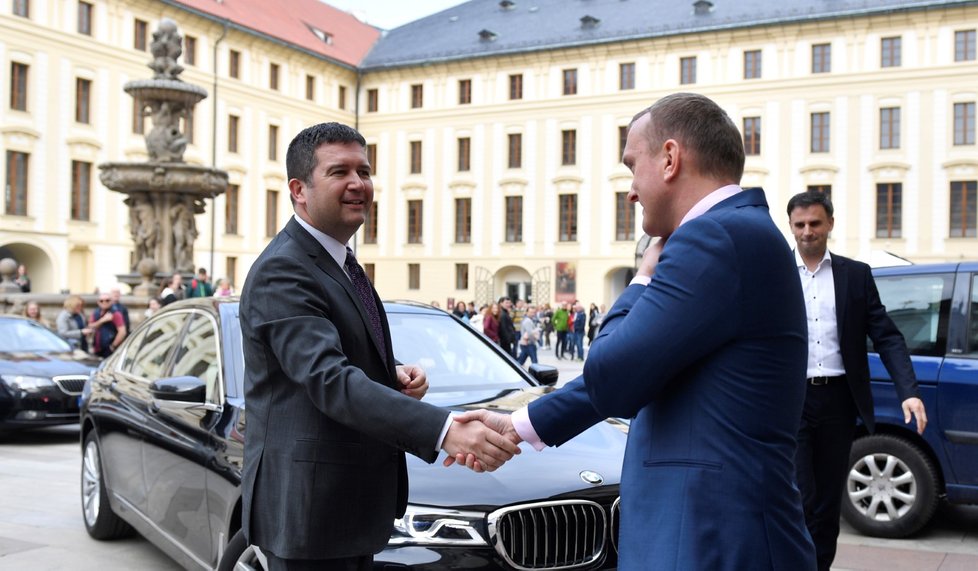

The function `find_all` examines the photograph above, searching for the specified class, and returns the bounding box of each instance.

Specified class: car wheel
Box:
[218,529,266,571]
[841,433,940,538]
[81,431,133,539]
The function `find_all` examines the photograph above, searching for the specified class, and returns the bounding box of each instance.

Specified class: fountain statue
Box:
[99,18,228,296]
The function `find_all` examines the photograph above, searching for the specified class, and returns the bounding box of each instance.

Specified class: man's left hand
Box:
[396,364,428,400]
[902,397,927,434]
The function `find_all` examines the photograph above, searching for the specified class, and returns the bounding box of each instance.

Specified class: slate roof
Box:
[360,0,978,70]
[165,0,380,68]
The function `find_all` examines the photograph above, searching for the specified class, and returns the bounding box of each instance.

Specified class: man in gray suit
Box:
[240,123,520,570]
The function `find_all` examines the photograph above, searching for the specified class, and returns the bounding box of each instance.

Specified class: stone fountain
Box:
[99,18,227,296]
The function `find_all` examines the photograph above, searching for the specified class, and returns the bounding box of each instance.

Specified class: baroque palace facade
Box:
[2,0,977,308]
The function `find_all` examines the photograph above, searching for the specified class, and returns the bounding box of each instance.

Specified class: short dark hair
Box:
[286,122,366,185]
[198,267,207,275]
[630,93,744,183]
[786,191,834,218]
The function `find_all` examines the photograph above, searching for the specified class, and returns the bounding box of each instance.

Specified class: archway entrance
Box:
[0,242,55,293]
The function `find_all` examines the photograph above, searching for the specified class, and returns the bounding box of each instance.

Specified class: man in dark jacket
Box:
[498,296,518,357]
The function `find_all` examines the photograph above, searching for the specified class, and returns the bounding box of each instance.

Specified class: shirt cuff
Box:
[435,415,454,451]
[512,406,547,451]
[629,275,651,287]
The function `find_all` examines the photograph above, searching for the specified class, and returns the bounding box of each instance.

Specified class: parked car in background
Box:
[843,262,978,538]
[0,315,100,430]
[80,298,625,570]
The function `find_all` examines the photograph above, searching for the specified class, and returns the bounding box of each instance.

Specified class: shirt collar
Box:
[678,184,743,227]
[293,214,348,268]
[794,247,832,271]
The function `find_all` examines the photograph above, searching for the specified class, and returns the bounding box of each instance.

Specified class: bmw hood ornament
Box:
[580,470,604,485]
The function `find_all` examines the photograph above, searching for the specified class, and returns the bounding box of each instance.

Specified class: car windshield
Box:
[0,319,73,353]
[386,311,529,407]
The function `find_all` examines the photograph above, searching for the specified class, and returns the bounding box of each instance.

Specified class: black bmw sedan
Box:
[0,315,100,430]
[80,298,624,570]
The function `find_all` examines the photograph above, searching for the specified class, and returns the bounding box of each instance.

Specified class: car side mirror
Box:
[528,364,559,386]
[150,375,206,403]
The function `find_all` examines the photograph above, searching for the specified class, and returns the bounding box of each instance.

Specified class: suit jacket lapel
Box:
[831,254,848,339]
[284,218,392,371]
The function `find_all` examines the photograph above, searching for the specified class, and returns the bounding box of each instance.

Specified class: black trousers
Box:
[794,377,859,571]
[265,551,372,571]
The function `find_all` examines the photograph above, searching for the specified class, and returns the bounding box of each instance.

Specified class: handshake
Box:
[440,410,522,473]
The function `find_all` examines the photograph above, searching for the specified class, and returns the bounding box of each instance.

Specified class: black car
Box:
[0,315,100,430]
[80,298,625,570]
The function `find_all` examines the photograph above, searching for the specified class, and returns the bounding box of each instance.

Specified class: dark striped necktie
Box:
[344,247,386,357]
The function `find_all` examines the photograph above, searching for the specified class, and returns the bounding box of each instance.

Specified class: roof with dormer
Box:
[165,0,380,68]
[360,0,978,70]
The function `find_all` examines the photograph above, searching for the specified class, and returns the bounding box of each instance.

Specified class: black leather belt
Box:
[808,375,845,385]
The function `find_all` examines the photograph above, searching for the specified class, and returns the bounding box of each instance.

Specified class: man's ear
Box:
[661,139,681,181]
[288,178,305,205]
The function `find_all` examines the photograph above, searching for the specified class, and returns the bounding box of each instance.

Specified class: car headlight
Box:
[1,374,56,392]
[391,506,488,547]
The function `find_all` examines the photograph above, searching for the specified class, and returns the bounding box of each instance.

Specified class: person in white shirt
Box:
[786,190,927,571]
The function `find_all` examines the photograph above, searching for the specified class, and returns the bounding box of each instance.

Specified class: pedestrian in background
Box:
[516,305,540,366]
[552,302,569,359]
[483,303,500,344]
[787,190,927,571]
[189,267,214,297]
[498,297,517,357]
[587,303,602,345]
[14,264,30,292]
[214,278,234,297]
[89,293,127,358]
[571,302,586,360]
[22,300,51,329]
[56,296,91,352]
[110,287,130,331]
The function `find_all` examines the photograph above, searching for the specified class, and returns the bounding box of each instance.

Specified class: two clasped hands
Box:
[395,364,522,473]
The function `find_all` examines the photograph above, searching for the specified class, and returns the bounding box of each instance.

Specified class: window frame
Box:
[70,160,91,221]
[876,182,903,239]
[619,62,635,90]
[812,43,831,73]
[5,150,29,216]
[881,36,902,68]
[558,194,578,242]
[505,196,523,243]
[562,68,578,96]
[680,56,697,85]
[407,200,423,244]
[455,198,471,243]
[615,192,635,241]
[744,49,761,79]
[561,129,577,166]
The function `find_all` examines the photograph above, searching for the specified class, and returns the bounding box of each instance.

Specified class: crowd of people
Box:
[16,265,234,360]
[451,296,606,365]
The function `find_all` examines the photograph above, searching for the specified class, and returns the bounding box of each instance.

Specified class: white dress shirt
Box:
[794,249,846,378]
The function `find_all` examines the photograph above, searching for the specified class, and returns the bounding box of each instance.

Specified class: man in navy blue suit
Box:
[787,191,926,571]
[454,93,816,569]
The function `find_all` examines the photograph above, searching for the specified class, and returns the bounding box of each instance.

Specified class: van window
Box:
[968,274,978,355]
[874,273,953,357]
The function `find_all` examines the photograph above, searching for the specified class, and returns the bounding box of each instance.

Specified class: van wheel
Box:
[841,434,940,538]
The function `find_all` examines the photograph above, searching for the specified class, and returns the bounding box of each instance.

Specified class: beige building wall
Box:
[2,1,977,309]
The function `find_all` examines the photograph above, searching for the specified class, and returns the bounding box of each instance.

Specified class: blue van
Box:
[842,262,978,538]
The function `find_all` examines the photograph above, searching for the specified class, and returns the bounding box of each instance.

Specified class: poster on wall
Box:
[555,261,577,303]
